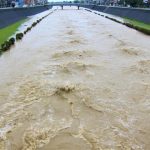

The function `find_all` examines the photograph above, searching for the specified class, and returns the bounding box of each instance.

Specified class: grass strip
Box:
[0,19,26,46]
[124,18,150,35]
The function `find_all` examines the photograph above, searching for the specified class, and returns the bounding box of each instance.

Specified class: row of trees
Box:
[73,0,150,7]
[118,0,150,7]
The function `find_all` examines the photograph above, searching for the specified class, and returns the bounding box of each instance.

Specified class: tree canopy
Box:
[118,0,144,7]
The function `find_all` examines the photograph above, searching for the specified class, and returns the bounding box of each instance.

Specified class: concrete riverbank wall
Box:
[0,5,52,29]
[0,4,150,29]
[82,4,150,24]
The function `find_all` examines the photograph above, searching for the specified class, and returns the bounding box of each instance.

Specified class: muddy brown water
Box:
[0,7,150,150]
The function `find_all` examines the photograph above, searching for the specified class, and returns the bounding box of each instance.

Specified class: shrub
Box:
[124,23,134,28]
[9,37,15,45]
[0,48,2,55]
[27,27,31,31]
[32,22,37,27]
[133,25,150,35]
[85,9,92,12]
[16,33,24,40]
[105,16,123,24]
[123,22,150,35]
[1,41,11,51]
[114,19,122,24]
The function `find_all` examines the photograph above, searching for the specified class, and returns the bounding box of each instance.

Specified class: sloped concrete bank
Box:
[84,8,150,35]
[0,5,52,29]
[0,9,55,55]
[81,4,150,24]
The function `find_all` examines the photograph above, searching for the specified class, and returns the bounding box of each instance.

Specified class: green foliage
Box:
[105,16,122,24]
[32,22,37,27]
[16,33,24,40]
[128,0,143,7]
[37,20,40,23]
[125,18,150,30]
[9,37,15,45]
[74,0,79,3]
[0,37,15,53]
[104,15,150,35]
[1,41,11,51]
[0,49,2,55]
[119,0,144,7]
[27,27,31,32]
[0,19,26,47]
[124,18,150,35]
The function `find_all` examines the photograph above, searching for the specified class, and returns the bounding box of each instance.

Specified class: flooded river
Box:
[0,6,150,150]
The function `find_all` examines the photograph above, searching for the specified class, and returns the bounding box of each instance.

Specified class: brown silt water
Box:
[0,7,150,150]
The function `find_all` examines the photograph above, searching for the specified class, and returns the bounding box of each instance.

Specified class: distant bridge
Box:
[47,3,81,9]
[48,2,81,6]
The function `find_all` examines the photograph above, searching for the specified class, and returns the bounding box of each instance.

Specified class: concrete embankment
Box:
[0,5,52,29]
[0,4,149,29]
[81,4,150,24]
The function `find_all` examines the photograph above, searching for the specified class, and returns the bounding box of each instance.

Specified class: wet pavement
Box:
[0,6,150,150]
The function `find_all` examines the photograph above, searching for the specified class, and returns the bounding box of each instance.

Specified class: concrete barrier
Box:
[0,4,149,29]
[0,5,52,29]
[82,5,150,24]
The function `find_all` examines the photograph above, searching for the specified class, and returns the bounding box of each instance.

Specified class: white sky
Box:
[48,0,72,2]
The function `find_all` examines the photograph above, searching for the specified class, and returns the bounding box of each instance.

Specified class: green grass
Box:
[124,18,150,30]
[124,18,150,35]
[0,19,26,46]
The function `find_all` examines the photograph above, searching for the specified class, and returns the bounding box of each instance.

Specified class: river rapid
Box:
[0,6,150,150]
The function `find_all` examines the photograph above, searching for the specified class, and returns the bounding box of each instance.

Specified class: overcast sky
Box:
[48,0,72,2]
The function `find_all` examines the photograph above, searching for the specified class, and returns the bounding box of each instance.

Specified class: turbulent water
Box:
[0,6,150,150]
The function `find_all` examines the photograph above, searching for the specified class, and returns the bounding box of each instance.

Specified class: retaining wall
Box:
[0,5,52,29]
[82,5,150,24]
[0,4,150,29]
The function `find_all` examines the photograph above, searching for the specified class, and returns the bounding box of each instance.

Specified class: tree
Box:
[118,0,125,6]
[74,0,79,3]
[125,0,143,7]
